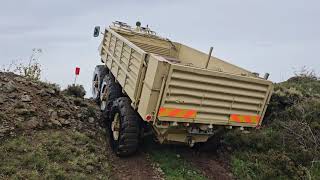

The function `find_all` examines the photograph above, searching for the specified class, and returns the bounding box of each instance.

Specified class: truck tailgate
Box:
[158,64,273,127]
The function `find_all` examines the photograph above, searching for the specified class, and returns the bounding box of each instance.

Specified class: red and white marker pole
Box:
[74,67,80,85]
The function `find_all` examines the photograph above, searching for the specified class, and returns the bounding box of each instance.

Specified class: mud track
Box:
[104,139,163,180]
[104,134,232,180]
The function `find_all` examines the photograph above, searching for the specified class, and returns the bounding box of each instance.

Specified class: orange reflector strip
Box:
[158,107,197,119]
[230,114,260,124]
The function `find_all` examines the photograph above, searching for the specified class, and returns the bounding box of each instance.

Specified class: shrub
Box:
[224,71,320,179]
[63,85,86,98]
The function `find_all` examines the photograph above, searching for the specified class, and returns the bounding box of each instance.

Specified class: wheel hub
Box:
[94,81,99,88]
[92,76,99,96]
[112,113,120,140]
[100,86,109,110]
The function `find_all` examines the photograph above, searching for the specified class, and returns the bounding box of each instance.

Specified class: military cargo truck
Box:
[92,21,273,156]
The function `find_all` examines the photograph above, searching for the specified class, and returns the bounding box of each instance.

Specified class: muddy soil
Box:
[106,146,163,180]
[182,151,233,180]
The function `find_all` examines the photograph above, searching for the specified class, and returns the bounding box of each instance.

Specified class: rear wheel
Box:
[108,97,141,157]
[92,65,108,104]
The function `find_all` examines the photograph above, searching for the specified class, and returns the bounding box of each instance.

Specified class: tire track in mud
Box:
[149,143,233,180]
[181,150,233,180]
[104,138,163,180]
[103,131,231,180]
[105,142,232,180]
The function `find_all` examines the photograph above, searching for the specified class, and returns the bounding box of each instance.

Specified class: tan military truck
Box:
[92,21,273,156]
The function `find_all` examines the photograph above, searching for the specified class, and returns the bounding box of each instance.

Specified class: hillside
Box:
[0,72,162,179]
[0,71,319,180]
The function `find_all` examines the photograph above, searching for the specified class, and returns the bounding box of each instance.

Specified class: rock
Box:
[0,95,5,104]
[8,94,17,99]
[2,77,9,82]
[49,110,59,120]
[58,110,71,119]
[88,117,95,123]
[51,119,62,126]
[47,88,56,95]
[21,94,31,102]
[3,81,16,93]
[60,119,71,126]
[23,117,40,130]
[14,77,27,83]
[77,113,82,119]
[0,127,10,134]
[48,109,57,117]
[38,89,49,97]
[86,165,94,172]
[51,99,65,108]
[14,102,27,109]
[15,108,35,116]
[49,109,62,126]
[13,117,24,124]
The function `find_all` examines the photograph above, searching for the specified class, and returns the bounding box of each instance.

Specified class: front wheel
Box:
[108,97,141,157]
[92,65,108,104]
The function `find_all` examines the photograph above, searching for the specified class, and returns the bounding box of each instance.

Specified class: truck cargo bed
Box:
[99,24,273,129]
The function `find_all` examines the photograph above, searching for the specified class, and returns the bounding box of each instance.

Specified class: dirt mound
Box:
[0,72,163,179]
[0,72,101,138]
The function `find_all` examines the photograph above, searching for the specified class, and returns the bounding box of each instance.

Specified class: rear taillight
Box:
[145,114,152,122]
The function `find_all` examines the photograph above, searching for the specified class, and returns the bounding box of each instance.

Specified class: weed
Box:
[150,149,206,180]
[1,49,42,81]
[63,84,86,98]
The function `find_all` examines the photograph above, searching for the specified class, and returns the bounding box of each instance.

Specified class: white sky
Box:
[0,0,319,96]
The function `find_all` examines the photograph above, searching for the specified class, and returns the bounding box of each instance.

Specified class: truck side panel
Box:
[100,29,146,105]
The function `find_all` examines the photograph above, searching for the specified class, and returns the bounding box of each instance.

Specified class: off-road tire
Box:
[108,97,141,157]
[92,65,108,104]
[100,74,123,116]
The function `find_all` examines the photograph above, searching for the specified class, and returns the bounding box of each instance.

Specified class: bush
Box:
[63,85,86,98]
[224,71,320,179]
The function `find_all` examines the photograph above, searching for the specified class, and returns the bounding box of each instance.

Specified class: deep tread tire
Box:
[100,74,123,117]
[108,97,141,157]
[92,65,108,104]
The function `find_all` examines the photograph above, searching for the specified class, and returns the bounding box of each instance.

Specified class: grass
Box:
[0,130,111,179]
[310,162,320,179]
[149,148,206,180]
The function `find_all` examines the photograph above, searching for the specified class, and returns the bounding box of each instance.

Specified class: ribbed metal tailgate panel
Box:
[100,29,146,103]
[159,65,273,127]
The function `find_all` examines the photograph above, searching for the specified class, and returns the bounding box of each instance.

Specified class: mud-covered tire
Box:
[100,74,123,116]
[92,65,108,104]
[108,97,141,157]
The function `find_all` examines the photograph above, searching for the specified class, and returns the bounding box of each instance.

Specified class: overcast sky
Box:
[1,0,319,96]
